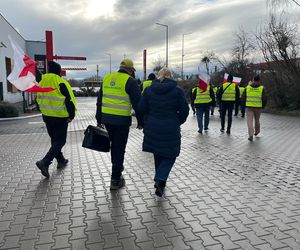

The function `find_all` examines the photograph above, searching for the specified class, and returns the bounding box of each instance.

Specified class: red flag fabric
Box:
[7,37,55,92]
[198,72,210,92]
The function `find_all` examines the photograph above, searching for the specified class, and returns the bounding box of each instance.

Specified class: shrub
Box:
[0,102,19,118]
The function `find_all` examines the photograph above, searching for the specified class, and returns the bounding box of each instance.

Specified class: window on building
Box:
[5,57,17,93]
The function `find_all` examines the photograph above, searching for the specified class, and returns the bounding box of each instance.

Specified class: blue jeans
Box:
[196,106,210,131]
[154,154,176,182]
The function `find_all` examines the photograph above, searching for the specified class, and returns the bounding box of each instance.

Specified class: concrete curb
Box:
[0,113,42,121]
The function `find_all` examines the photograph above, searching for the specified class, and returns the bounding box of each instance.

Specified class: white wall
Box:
[0,13,25,103]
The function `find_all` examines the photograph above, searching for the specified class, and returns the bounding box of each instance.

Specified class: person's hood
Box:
[151,78,177,95]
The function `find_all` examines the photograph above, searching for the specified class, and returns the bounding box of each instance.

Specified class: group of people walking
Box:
[36,59,189,197]
[191,74,267,141]
[35,59,266,197]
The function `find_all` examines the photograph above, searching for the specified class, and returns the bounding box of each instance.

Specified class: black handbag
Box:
[82,125,110,152]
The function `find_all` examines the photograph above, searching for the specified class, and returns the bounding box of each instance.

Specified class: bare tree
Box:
[199,50,217,74]
[152,57,165,74]
[225,27,255,82]
[255,13,300,109]
[267,0,300,8]
[232,27,255,63]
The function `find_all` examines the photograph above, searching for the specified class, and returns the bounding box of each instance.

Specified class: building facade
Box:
[0,13,46,109]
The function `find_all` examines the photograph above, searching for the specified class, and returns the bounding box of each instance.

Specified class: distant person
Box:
[190,84,198,116]
[191,83,215,134]
[96,58,143,190]
[241,75,267,141]
[36,61,77,178]
[141,73,156,93]
[210,85,218,115]
[139,67,189,197]
[234,84,246,117]
[217,74,240,134]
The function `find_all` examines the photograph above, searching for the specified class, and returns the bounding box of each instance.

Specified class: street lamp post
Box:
[155,22,168,67]
[105,53,111,73]
[181,33,192,80]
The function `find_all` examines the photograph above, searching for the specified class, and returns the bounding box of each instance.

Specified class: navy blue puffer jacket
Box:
[139,78,189,158]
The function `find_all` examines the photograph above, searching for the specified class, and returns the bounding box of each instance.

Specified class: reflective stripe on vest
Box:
[142,80,152,92]
[194,86,212,104]
[102,72,132,116]
[36,74,77,118]
[221,82,236,101]
[246,85,263,108]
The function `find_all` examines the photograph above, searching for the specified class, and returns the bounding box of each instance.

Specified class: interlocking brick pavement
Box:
[0,97,300,249]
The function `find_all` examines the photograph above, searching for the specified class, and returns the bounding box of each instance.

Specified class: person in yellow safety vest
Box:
[96,58,143,190]
[234,85,245,117]
[191,83,216,134]
[241,75,267,141]
[210,85,218,115]
[36,61,77,178]
[217,74,240,134]
[141,73,156,93]
[190,84,198,115]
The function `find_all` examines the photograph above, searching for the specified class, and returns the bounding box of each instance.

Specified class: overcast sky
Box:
[0,0,296,79]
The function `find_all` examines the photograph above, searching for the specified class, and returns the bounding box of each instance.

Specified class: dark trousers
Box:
[234,103,240,116]
[220,101,235,131]
[44,119,68,163]
[196,106,210,131]
[105,124,129,180]
[154,154,176,183]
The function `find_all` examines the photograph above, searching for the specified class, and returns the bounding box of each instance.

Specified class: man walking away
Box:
[234,84,245,117]
[217,74,240,134]
[241,75,267,141]
[36,61,77,178]
[191,84,215,134]
[96,58,143,190]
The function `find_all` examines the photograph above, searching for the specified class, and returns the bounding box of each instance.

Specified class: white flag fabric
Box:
[7,37,54,92]
[224,73,242,85]
[7,37,36,91]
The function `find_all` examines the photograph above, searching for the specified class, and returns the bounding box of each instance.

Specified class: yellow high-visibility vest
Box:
[246,85,264,108]
[194,86,212,104]
[239,86,245,98]
[37,74,77,118]
[102,72,132,116]
[221,82,236,101]
[213,87,218,97]
[142,80,152,92]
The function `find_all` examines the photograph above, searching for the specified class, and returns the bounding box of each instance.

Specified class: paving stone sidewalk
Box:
[0,97,300,250]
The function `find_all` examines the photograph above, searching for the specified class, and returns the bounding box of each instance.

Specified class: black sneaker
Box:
[155,186,165,197]
[198,130,202,134]
[36,160,50,178]
[154,180,166,197]
[226,130,231,135]
[57,159,68,169]
[220,128,224,132]
[110,176,125,190]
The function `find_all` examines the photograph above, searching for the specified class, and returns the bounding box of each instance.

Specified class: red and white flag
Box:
[7,37,54,92]
[223,73,241,85]
[198,71,210,91]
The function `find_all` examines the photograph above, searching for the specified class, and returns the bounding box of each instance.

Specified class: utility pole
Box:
[181,33,192,80]
[155,22,169,67]
[96,64,99,83]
